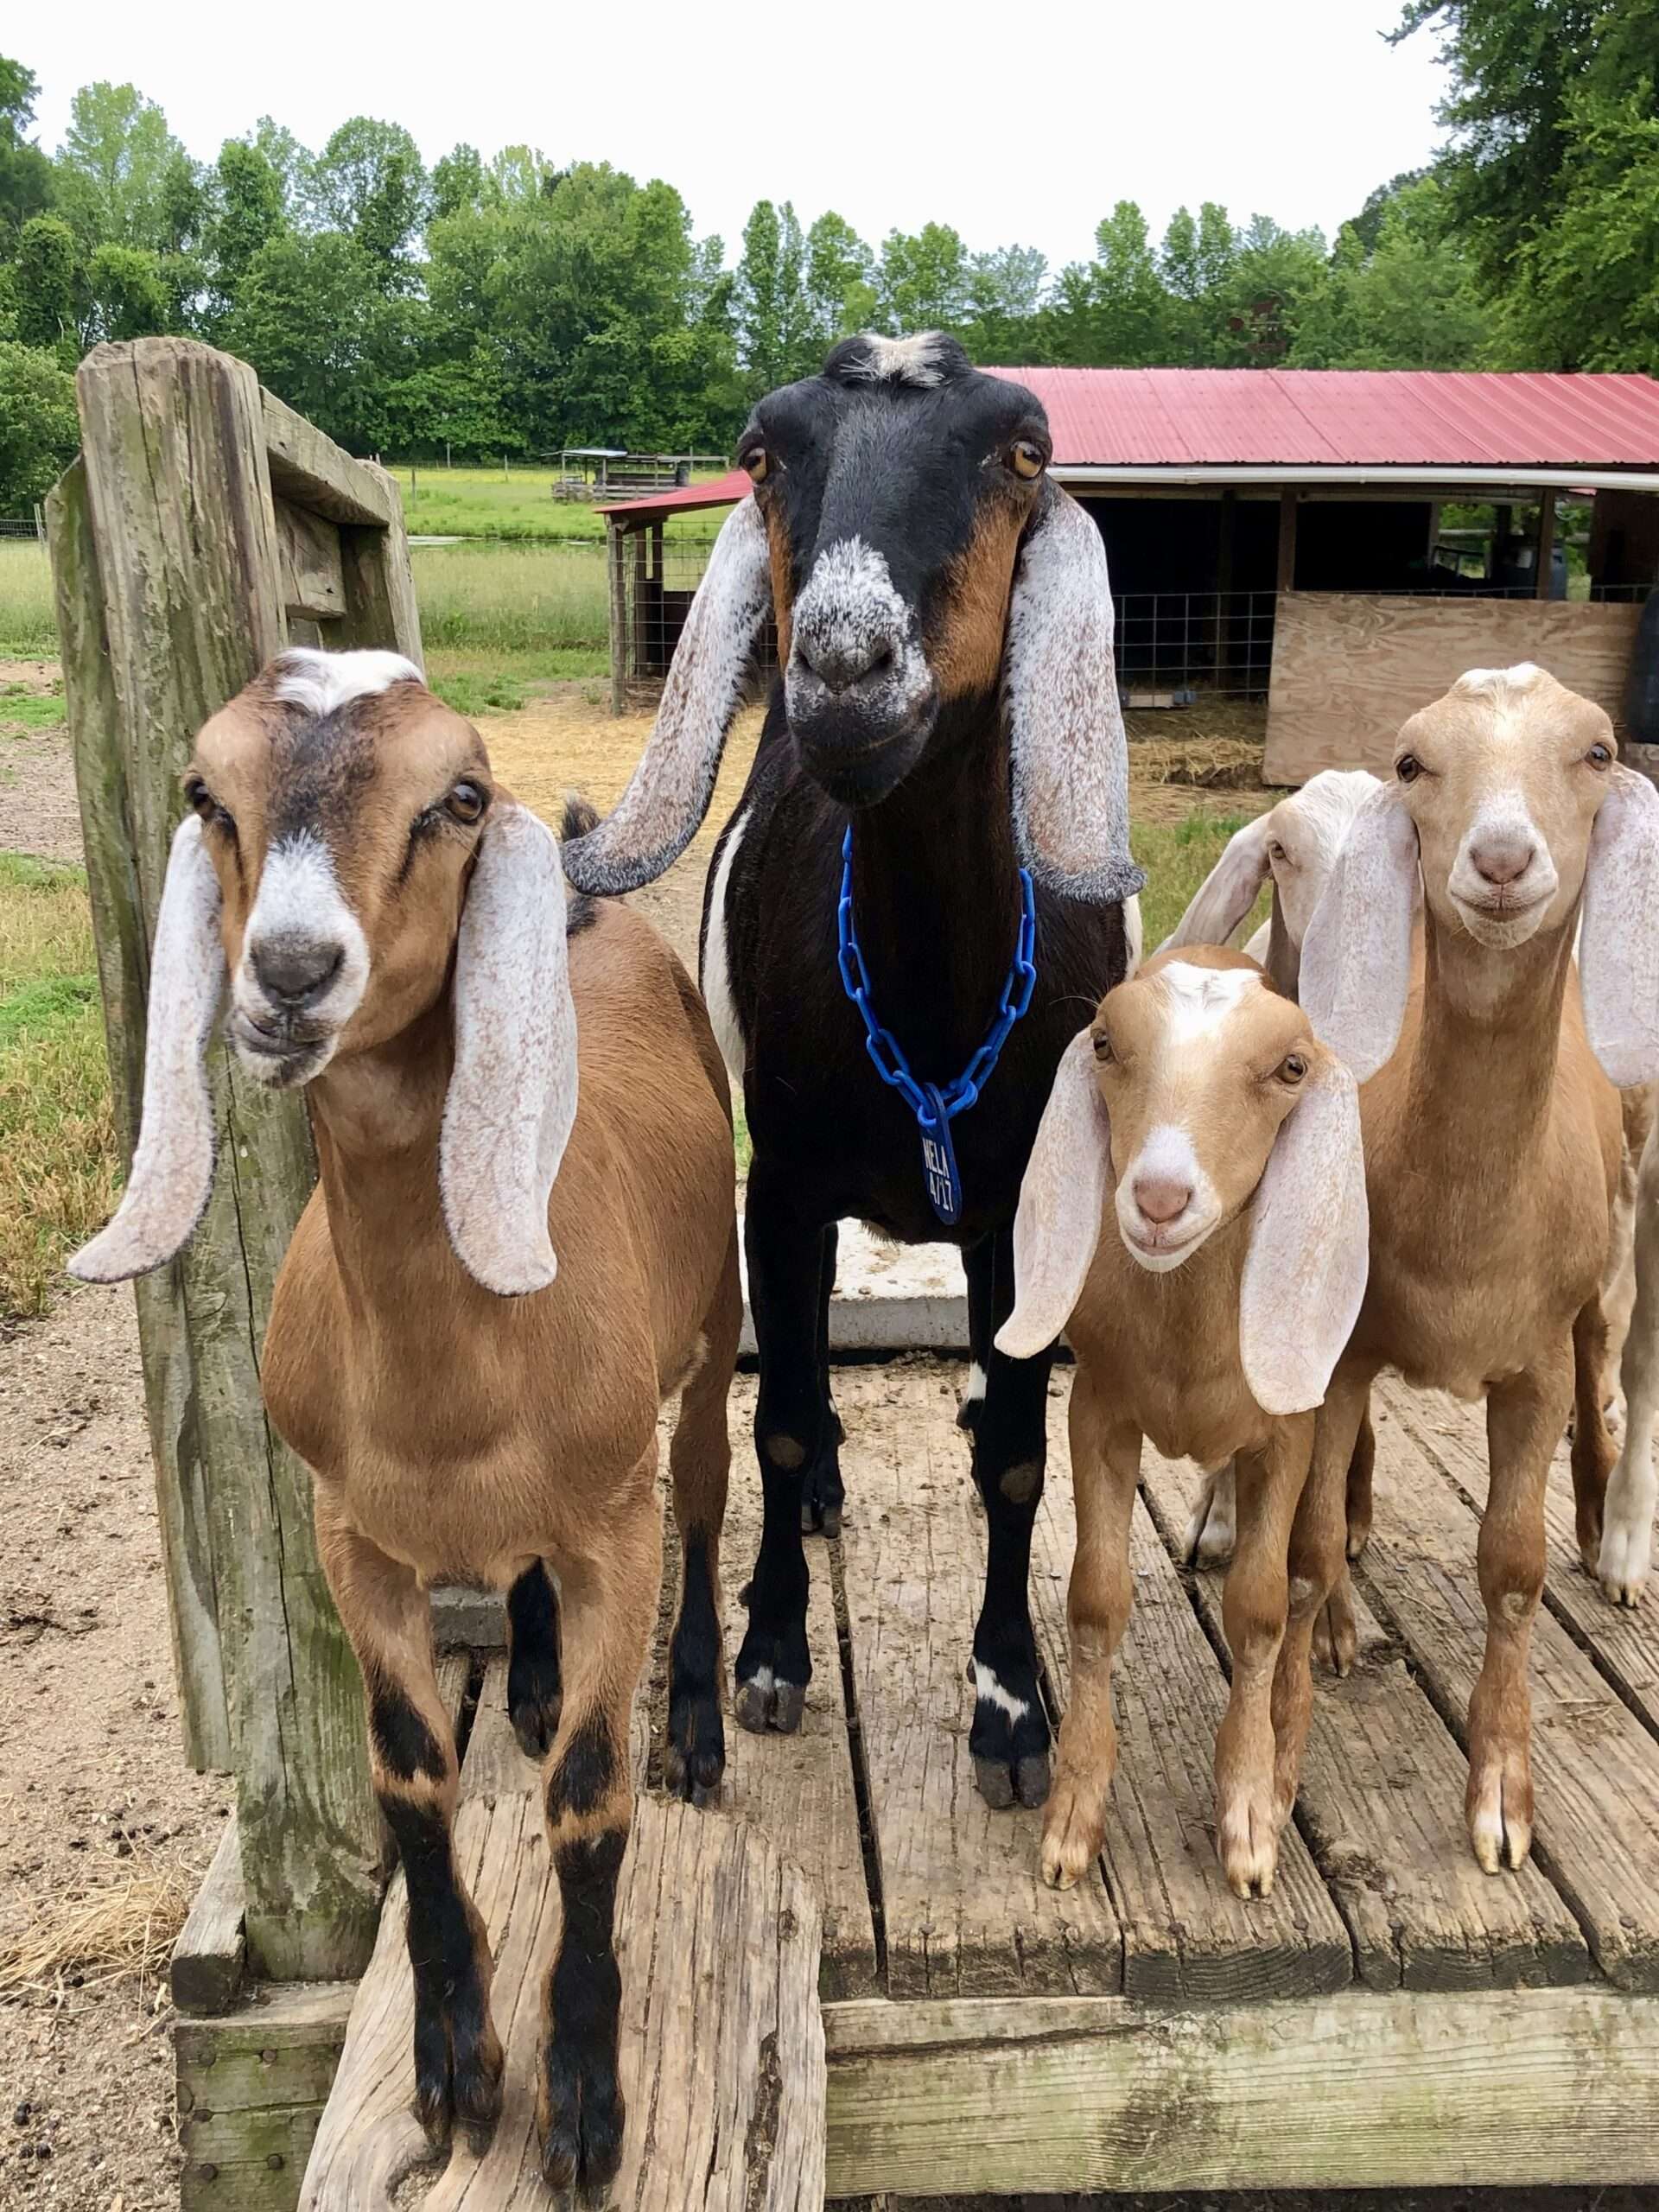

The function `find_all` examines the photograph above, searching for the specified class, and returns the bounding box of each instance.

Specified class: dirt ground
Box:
[3,680,1647,2212]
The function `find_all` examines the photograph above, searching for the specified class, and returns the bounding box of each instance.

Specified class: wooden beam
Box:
[262,391,394,526]
[69,338,381,1979]
[821,1990,1659,2196]
[1277,487,1298,595]
[334,463,423,671]
[608,519,629,715]
[276,499,346,623]
[1536,486,1558,599]
[177,1981,355,2212]
[1214,488,1236,680]
[171,1823,247,2016]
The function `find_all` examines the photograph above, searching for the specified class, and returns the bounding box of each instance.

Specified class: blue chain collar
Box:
[836,825,1038,1226]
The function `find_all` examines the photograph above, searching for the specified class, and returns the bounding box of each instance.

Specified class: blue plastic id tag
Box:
[918,1084,962,1226]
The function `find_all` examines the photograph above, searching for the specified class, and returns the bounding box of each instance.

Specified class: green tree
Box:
[876,222,970,334]
[1291,177,1489,368]
[432,143,490,221]
[86,242,170,341]
[306,118,429,289]
[1046,202,1173,365]
[251,117,309,217]
[734,198,813,391]
[0,56,54,239]
[224,229,398,449]
[962,244,1046,360]
[54,81,190,251]
[1210,214,1330,365]
[11,213,79,353]
[804,211,874,353]
[209,139,287,321]
[0,338,78,508]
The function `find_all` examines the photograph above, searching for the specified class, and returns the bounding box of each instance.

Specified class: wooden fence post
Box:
[53,337,388,1979]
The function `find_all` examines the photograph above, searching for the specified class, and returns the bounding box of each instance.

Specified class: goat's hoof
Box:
[733,1669,806,1736]
[1217,1789,1279,1898]
[1595,1508,1650,1606]
[511,1694,563,1762]
[971,1751,1051,1810]
[664,1697,727,1805]
[538,2039,624,2202]
[413,1999,504,2157]
[1040,1777,1107,1889]
[1312,1584,1357,1676]
[969,1659,1051,1808]
[1344,1518,1372,1562]
[1468,1755,1533,1872]
[799,1459,845,1537]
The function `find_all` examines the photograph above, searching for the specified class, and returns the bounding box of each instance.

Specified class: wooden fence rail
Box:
[47,336,422,1980]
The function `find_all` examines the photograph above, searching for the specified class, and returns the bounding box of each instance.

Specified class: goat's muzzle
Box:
[232,927,366,1089]
[785,535,938,804]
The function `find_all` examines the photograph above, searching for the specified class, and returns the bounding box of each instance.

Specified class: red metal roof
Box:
[985,368,1659,470]
[599,372,1659,519]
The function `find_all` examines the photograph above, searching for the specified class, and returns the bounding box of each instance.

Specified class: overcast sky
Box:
[21,0,1452,269]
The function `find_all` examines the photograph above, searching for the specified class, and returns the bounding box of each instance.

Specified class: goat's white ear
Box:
[1263,884,1300,999]
[1299,786,1419,1082]
[69,817,226,1284]
[1160,813,1273,954]
[1006,486,1145,908]
[1241,1055,1369,1416]
[440,802,578,1296]
[560,498,772,895]
[1580,766,1659,1088]
[995,1027,1111,1359]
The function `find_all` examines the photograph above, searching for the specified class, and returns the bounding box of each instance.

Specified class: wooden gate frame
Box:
[48,337,422,1981]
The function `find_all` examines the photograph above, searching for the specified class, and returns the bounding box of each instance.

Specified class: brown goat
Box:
[70,649,740,2194]
[1300,664,1659,1872]
[997,948,1368,1898]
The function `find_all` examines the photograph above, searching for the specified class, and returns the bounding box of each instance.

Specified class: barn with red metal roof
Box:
[600,368,1659,777]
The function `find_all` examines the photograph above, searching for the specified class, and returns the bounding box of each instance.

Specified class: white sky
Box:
[22,0,1451,270]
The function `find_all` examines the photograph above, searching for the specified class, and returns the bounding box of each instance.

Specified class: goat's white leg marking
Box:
[1183,1463,1238,1567]
[973,1659,1033,1724]
[701,806,749,1085]
[961,1360,988,1411]
[1603,1181,1659,1605]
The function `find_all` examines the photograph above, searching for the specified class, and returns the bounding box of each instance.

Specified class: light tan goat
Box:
[69,649,740,2196]
[1300,663,1659,1872]
[997,947,1368,1899]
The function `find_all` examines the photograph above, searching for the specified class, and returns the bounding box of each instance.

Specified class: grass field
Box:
[0,542,56,658]
[397,463,730,543]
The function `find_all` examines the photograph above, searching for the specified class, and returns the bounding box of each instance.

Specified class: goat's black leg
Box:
[665,1221,740,1802]
[506,1560,563,1759]
[957,1232,995,1439]
[966,1224,1056,1809]
[735,1169,829,1733]
[801,1223,846,1535]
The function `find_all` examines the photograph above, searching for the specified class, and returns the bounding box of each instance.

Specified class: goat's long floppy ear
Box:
[69,817,226,1283]
[1580,766,1659,1088]
[1240,1055,1369,1415]
[1299,786,1419,1082]
[1160,812,1273,954]
[440,802,578,1296]
[1263,885,1300,999]
[559,498,772,896]
[995,1027,1111,1359]
[1006,487,1145,907]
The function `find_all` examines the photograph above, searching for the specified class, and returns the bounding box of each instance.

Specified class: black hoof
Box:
[969,1657,1052,1811]
[733,1671,806,1735]
[511,1694,563,1762]
[539,2042,625,2202]
[412,1996,503,2155]
[665,1687,726,1803]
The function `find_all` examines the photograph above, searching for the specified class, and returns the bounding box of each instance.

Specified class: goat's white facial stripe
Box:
[790,535,931,714]
[273,647,421,718]
[847,330,945,388]
[1157,961,1263,1039]
[1455,662,1543,696]
[1116,1122,1222,1272]
[972,1661,1031,1724]
[702,805,749,1084]
[239,830,371,1027]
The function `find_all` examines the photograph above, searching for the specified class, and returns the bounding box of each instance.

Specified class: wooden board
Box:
[1028,1409,1351,2000]
[298,1796,824,2211]
[276,499,346,621]
[820,1987,1659,2197]
[1263,592,1642,785]
[836,1364,1123,1998]
[1353,1388,1659,1989]
[1138,1449,1588,1990]
[176,1980,356,2212]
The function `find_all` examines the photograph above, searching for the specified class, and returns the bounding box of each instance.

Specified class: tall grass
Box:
[0,543,56,658]
[398,463,729,543]
[0,855,118,1317]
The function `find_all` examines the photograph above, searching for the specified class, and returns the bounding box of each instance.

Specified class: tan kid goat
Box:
[996,948,1369,1898]
[70,648,741,2196]
[1300,664,1659,1872]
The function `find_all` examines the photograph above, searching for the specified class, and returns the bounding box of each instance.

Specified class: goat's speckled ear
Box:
[1006,487,1144,908]
[1160,812,1273,954]
[1299,786,1419,1082]
[441,803,578,1296]
[69,817,226,1284]
[1241,1054,1369,1415]
[995,1027,1111,1359]
[1580,766,1659,1088]
[560,498,772,896]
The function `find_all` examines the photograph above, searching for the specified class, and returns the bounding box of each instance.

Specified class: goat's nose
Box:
[251,937,344,1007]
[1134,1174,1192,1226]
[797,628,896,696]
[1469,832,1535,887]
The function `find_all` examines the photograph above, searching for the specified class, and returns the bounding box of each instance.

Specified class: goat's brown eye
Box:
[741,448,769,485]
[446,780,487,824]
[184,777,213,819]
[1268,840,1287,864]
[1009,441,1046,481]
[1092,1031,1114,1063]
[1279,1053,1309,1084]
[1395,753,1423,785]
[1586,742,1613,770]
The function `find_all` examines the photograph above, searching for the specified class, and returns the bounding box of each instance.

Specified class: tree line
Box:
[1,0,1656,512]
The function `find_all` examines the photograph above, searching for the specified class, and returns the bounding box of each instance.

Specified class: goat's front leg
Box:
[315,1496,502,2152]
[1471,1352,1571,1872]
[1215,1421,1310,1899]
[664,1220,741,1802]
[734,1169,830,1734]
[966,1225,1056,1808]
[1570,1294,1617,1575]
[537,1467,659,2196]
[1042,1370,1139,1888]
[1603,1154,1659,1605]
[1273,1370,1370,1823]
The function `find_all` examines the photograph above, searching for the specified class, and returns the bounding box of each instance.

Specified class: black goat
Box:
[563,334,1141,1807]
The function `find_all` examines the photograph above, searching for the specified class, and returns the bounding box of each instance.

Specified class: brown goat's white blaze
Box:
[68,648,741,2190]
[998,948,1368,1899]
[1300,664,1659,1873]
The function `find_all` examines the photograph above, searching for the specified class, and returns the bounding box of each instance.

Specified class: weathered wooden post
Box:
[46,337,423,1985]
